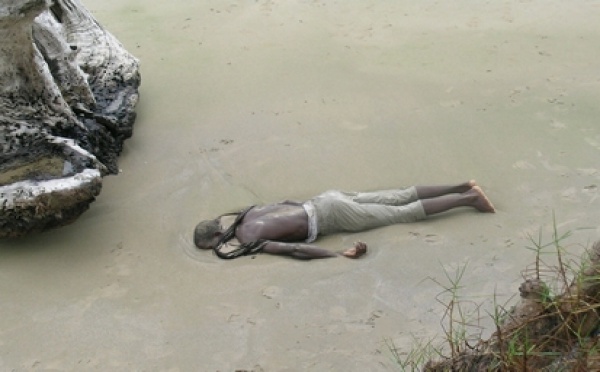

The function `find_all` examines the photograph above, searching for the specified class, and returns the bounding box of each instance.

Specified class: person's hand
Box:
[342,241,367,258]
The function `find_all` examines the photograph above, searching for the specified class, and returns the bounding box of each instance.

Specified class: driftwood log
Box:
[0,0,140,238]
[425,241,600,371]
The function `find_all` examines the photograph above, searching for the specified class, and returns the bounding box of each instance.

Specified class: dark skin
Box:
[199,181,495,259]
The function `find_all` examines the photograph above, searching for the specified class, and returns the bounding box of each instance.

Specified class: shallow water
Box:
[1,0,600,370]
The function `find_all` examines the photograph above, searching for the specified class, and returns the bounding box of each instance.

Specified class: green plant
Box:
[386,336,437,371]
[396,220,600,371]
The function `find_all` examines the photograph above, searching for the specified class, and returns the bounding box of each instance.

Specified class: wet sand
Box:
[2,0,600,370]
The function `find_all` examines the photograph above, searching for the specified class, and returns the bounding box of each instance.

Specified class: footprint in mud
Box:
[366,310,384,327]
[512,160,536,170]
[549,120,567,129]
[466,17,479,28]
[439,100,463,108]
[260,0,274,13]
[502,3,514,23]
[198,139,234,153]
[585,137,600,151]
[409,231,442,245]
[561,187,580,202]
[578,168,598,176]
[339,309,386,332]
[503,238,515,247]
[583,185,598,203]
[424,234,442,245]
[198,147,218,154]
[539,159,570,175]
[262,286,281,299]
[329,306,348,319]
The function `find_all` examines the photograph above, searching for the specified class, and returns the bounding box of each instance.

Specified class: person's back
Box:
[235,203,309,244]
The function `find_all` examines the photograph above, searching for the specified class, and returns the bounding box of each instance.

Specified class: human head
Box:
[193,219,221,249]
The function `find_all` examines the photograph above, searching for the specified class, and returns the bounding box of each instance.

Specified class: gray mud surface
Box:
[1,1,599,370]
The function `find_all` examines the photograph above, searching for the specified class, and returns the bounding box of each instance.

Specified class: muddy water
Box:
[1,1,600,370]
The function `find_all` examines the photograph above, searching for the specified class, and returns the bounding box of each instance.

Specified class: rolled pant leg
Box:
[313,190,426,236]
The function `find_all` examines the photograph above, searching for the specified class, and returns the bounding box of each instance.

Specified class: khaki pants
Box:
[309,187,426,237]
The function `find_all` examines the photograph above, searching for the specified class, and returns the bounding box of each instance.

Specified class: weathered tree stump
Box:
[0,0,140,238]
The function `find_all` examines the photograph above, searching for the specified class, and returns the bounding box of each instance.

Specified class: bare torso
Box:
[235,202,309,244]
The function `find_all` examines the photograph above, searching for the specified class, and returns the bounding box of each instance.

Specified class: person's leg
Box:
[348,187,419,206]
[315,193,427,234]
[421,186,495,216]
[348,180,479,206]
[415,180,476,199]
[312,185,494,236]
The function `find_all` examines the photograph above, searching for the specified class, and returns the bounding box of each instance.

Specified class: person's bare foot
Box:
[341,241,368,258]
[455,180,478,194]
[470,186,495,213]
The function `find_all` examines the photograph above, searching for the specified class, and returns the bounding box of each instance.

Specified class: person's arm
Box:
[262,241,338,259]
[262,241,367,260]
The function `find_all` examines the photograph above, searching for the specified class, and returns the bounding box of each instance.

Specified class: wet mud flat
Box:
[1,1,599,370]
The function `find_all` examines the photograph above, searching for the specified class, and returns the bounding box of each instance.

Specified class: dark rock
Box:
[0,0,140,238]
